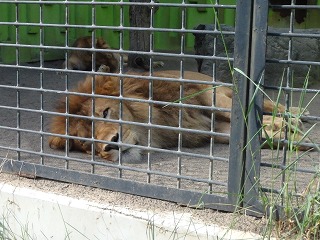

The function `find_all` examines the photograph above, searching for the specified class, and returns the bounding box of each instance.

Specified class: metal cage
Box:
[0,0,319,217]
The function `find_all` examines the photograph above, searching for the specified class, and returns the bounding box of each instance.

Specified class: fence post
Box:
[227,0,254,210]
[228,0,269,216]
[243,0,269,215]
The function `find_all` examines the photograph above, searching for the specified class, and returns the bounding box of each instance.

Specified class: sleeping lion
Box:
[48,70,311,162]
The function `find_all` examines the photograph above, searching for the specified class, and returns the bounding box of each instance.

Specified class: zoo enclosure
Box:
[0,0,319,217]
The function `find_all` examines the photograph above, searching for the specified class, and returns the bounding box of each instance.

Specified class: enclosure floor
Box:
[0,59,319,235]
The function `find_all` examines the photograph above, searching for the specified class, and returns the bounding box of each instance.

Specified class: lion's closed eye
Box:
[103,107,110,118]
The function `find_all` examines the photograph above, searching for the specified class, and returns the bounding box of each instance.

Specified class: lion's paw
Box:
[288,107,310,117]
[262,116,312,150]
[98,64,111,73]
[153,61,165,68]
[48,136,71,150]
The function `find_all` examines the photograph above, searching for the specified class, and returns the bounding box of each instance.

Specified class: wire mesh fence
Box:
[0,0,319,217]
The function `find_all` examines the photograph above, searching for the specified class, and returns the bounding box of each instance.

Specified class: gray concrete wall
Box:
[194,24,320,87]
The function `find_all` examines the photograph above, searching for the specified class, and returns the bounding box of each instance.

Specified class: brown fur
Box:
[63,36,120,73]
[48,70,311,162]
[63,36,164,73]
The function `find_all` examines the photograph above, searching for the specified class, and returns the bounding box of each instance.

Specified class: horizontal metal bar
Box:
[262,112,320,122]
[0,104,231,125]
[269,4,320,10]
[0,149,228,176]
[0,45,233,66]
[266,58,320,66]
[0,1,236,9]
[268,31,320,39]
[0,86,231,112]
[0,120,230,160]
[261,139,319,150]
[1,160,233,211]
[0,68,234,89]
[0,21,236,36]
[0,144,219,173]
[260,187,310,200]
[264,85,320,94]
[0,91,231,113]
[260,162,319,175]
[0,149,228,186]
[0,22,233,35]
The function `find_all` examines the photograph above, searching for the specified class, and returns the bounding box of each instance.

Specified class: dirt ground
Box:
[0,58,319,237]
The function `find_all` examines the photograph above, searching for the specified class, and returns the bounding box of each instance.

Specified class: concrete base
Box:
[0,182,267,240]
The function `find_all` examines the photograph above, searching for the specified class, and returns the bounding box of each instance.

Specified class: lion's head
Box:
[81,98,141,162]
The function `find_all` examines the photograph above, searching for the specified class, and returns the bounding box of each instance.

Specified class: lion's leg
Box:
[263,99,310,117]
[204,87,311,149]
[48,116,77,150]
[214,87,233,121]
[48,90,92,151]
[214,121,230,144]
[211,107,311,149]
[48,116,92,151]
[261,115,311,150]
[197,86,233,121]
[48,93,86,151]
[263,99,285,113]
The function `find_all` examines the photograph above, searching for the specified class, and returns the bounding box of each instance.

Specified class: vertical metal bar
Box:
[280,0,295,207]
[15,1,21,161]
[176,0,187,189]
[39,1,44,165]
[147,0,155,184]
[118,1,124,75]
[64,1,69,71]
[91,2,97,73]
[243,0,269,215]
[90,1,97,174]
[118,0,125,178]
[148,0,155,72]
[146,75,153,184]
[227,0,253,208]
[208,4,219,193]
[64,0,70,170]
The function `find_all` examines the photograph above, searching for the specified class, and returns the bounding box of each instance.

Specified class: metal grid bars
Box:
[231,0,320,216]
[0,1,239,212]
[259,1,320,217]
[0,0,319,217]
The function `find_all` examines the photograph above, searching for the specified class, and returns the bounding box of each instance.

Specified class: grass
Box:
[206,5,320,239]
[164,4,320,239]
[235,67,320,239]
[0,209,35,240]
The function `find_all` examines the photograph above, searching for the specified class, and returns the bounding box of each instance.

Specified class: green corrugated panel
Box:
[268,1,320,29]
[154,1,182,51]
[0,4,16,42]
[0,0,236,63]
[0,3,16,63]
[185,0,236,50]
[97,0,130,49]
[2,0,320,64]
[0,0,67,63]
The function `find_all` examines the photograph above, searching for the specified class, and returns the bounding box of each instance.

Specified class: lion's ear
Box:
[98,64,110,73]
[95,37,106,47]
[103,107,111,119]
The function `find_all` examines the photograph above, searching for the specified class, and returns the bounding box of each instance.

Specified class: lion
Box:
[63,36,164,73]
[48,70,312,162]
[63,36,120,73]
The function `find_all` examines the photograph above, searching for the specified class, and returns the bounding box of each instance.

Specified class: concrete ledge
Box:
[0,182,268,239]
